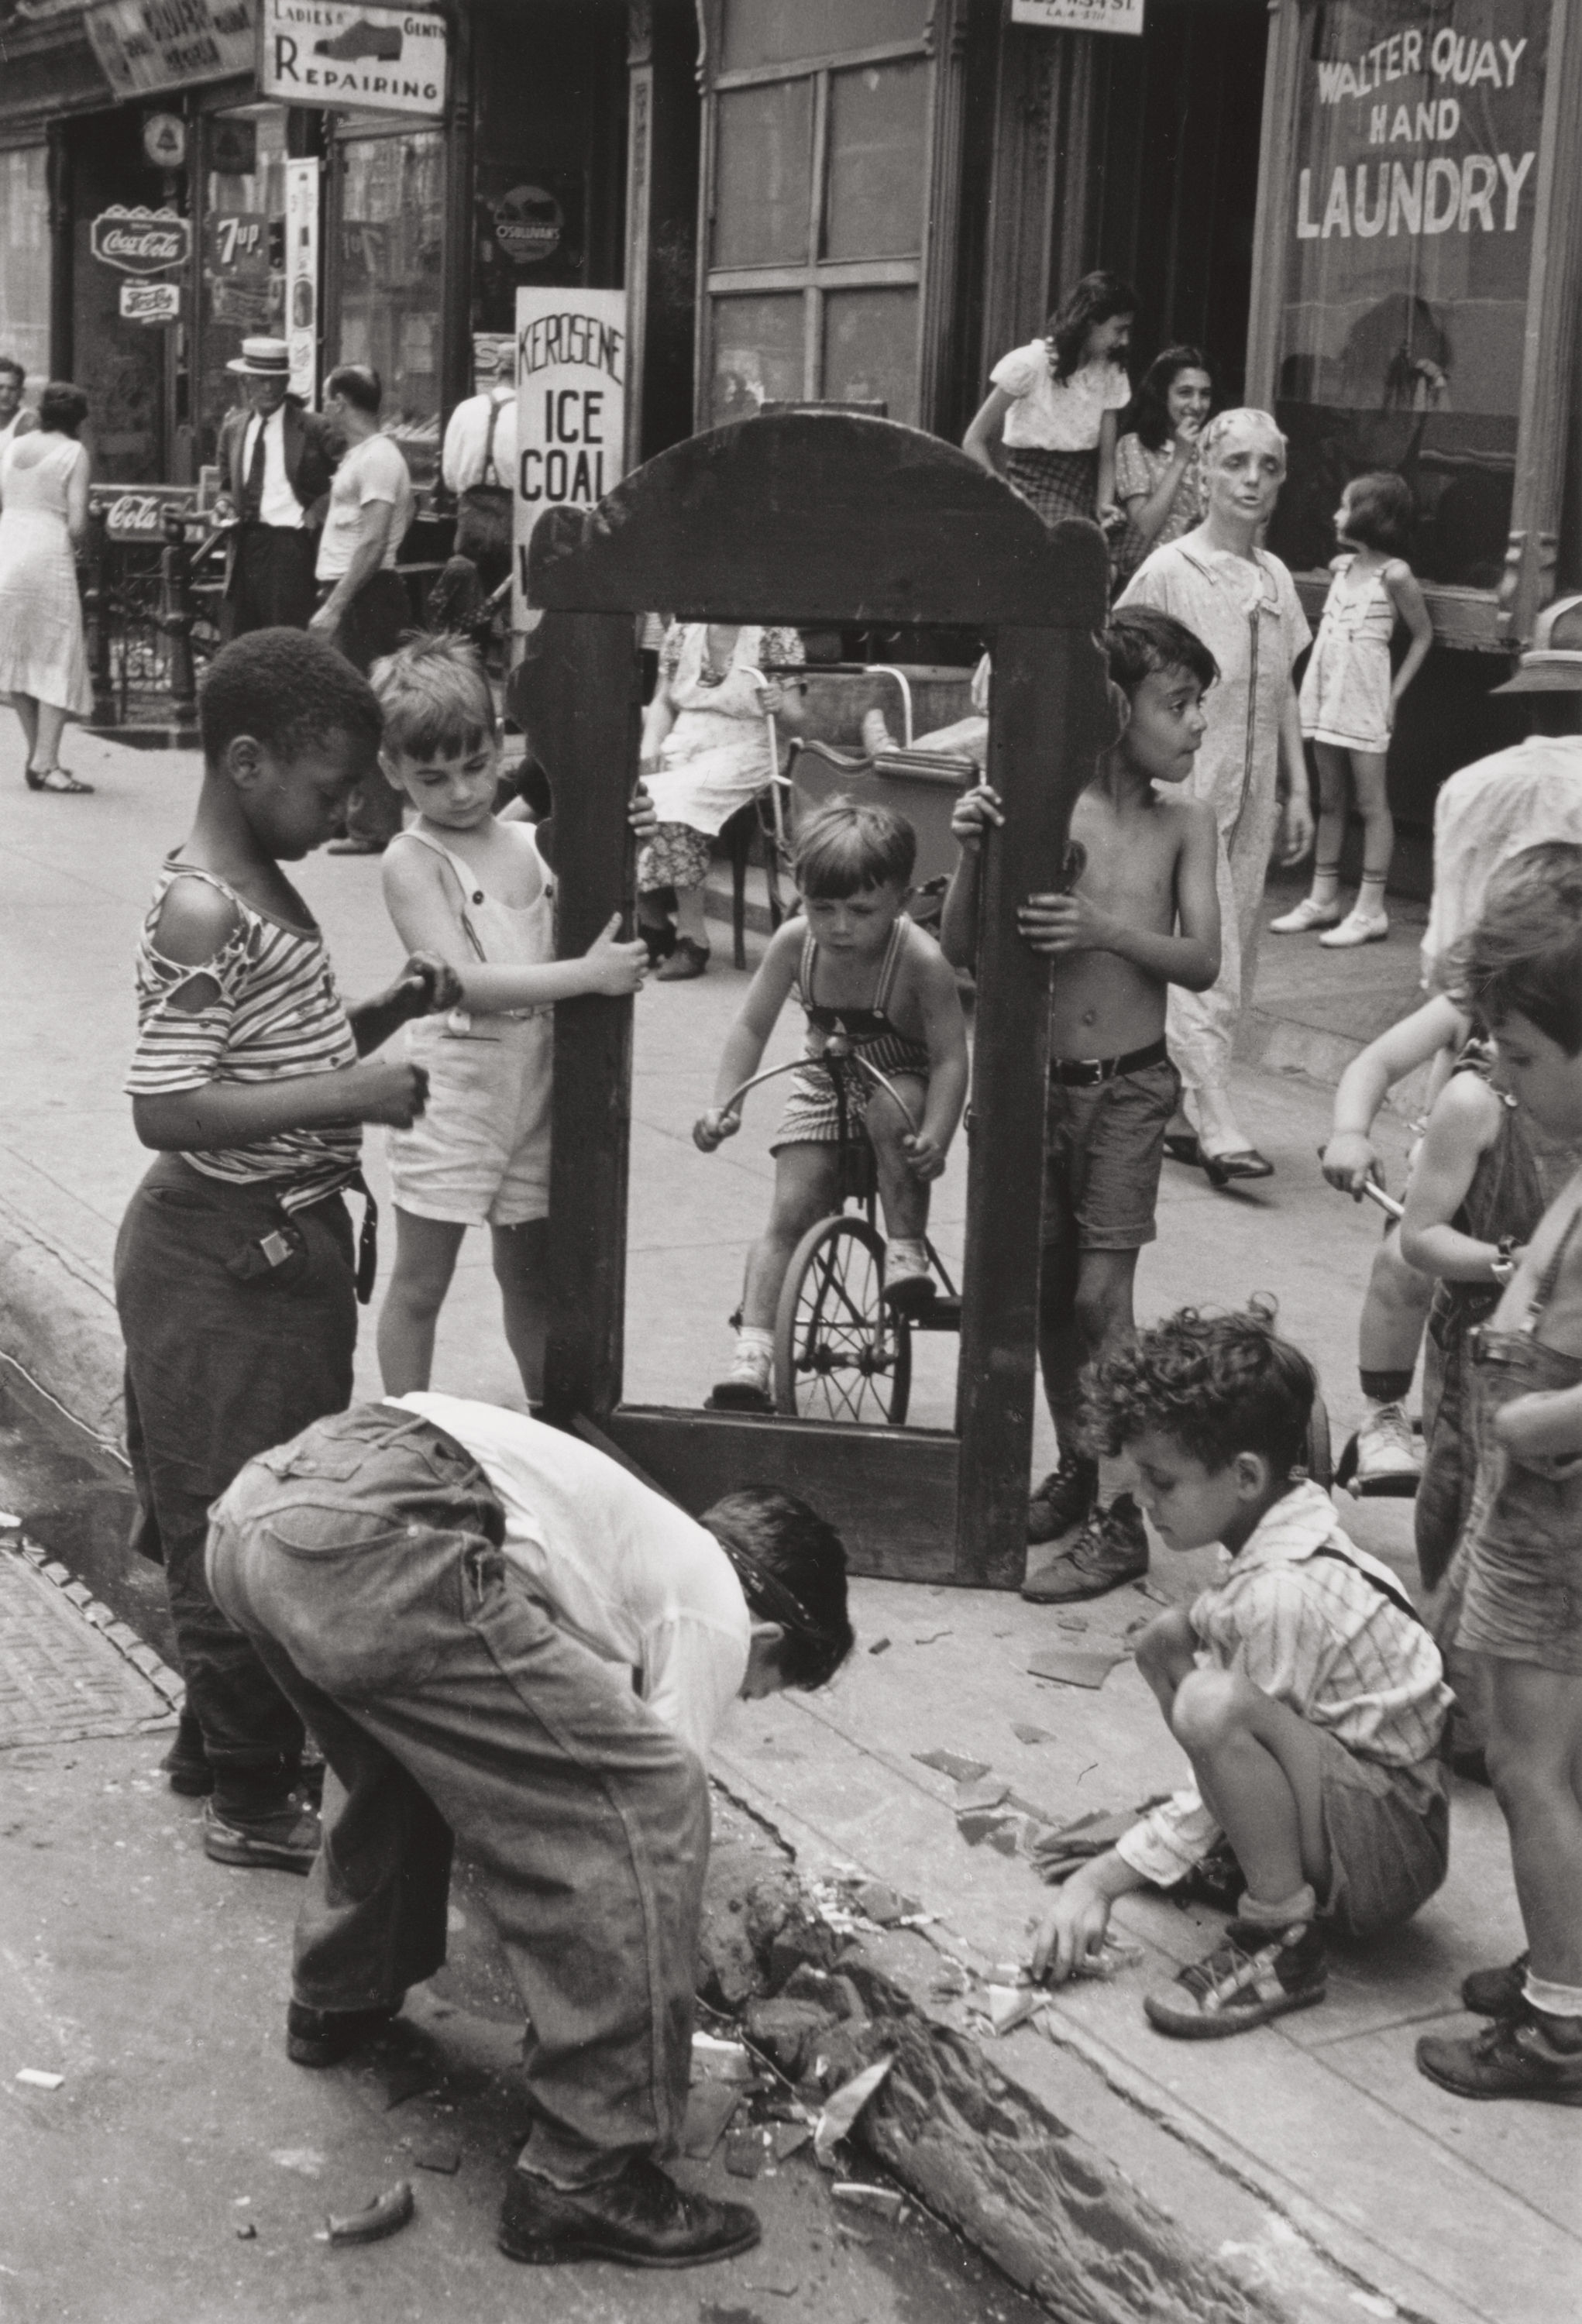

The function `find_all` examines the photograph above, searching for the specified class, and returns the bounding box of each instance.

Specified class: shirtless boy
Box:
[941,606,1220,1596]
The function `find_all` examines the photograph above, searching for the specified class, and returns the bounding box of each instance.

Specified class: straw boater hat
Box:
[1491,595,1582,693]
[226,336,291,379]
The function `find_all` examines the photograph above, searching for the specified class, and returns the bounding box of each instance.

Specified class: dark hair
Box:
[198,627,383,770]
[1449,841,1582,1056]
[372,631,497,759]
[0,356,24,389]
[1106,606,1217,700]
[39,381,88,438]
[702,1490,855,1690]
[1343,469,1414,553]
[1087,1303,1318,1480]
[326,363,382,415]
[1130,344,1212,453]
[1044,271,1139,383]
[794,797,916,898]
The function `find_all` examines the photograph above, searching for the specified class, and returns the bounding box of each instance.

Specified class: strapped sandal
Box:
[29,765,94,794]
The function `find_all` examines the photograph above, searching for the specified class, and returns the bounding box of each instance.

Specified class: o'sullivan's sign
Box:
[258,1,448,117]
[514,289,627,618]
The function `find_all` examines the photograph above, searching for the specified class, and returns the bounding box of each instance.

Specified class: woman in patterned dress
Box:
[0,380,93,793]
[636,621,806,981]
[1113,346,1213,588]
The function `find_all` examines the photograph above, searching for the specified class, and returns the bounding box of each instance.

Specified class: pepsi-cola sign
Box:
[90,205,192,275]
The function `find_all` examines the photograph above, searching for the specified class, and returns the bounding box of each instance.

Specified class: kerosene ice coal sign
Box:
[258,1,448,117]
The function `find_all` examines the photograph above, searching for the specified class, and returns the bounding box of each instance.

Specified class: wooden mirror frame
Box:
[516,411,1112,1586]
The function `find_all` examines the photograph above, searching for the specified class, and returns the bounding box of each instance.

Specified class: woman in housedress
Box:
[1118,410,1314,1184]
[0,380,93,793]
[635,621,806,982]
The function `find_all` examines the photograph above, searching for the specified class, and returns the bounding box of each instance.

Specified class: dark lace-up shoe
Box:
[1025,1453,1099,1549]
[498,2157,761,2269]
[1460,1951,1529,2020]
[1023,1492,1148,1601]
[1417,2009,1582,2105]
[286,1998,404,2068]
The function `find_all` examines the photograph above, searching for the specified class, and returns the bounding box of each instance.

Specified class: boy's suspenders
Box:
[1307,1540,1426,1628]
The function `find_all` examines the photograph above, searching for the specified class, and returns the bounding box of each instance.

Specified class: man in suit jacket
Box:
[217,337,339,638]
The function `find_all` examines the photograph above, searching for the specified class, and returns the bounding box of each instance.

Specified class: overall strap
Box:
[394,827,487,962]
[1306,1541,1426,1629]
[797,923,819,1007]
[872,916,909,1017]
[481,389,507,487]
[1525,1204,1582,1332]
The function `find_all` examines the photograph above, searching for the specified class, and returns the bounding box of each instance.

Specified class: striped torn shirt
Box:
[126,861,359,1212]
[1116,1480,1452,1890]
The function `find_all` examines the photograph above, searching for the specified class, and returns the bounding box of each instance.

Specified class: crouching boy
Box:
[1034,1305,1451,2037]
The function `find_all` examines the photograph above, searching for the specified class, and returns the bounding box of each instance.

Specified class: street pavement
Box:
[0,728,1575,2323]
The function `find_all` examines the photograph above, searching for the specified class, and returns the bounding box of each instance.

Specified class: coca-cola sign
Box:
[90,206,193,276]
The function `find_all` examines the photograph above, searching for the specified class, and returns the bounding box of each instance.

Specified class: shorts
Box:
[386,1017,552,1229]
[1458,1513,1582,1674]
[770,1047,930,1153]
[1313,1731,1449,1939]
[1041,1055,1179,1253]
[638,823,713,894]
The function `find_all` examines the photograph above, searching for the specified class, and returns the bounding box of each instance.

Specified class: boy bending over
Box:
[696,800,968,1411]
[1034,1306,1451,2037]
[941,607,1220,1597]
[1415,861,1582,2105]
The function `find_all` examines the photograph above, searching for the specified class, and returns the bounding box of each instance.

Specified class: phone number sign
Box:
[1010,0,1144,29]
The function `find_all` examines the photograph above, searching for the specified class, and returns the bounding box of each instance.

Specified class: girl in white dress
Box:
[0,380,92,792]
[1275,470,1432,948]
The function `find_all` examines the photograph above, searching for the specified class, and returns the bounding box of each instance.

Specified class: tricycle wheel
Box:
[773,1215,911,1425]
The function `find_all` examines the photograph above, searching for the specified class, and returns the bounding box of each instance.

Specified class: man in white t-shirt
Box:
[206,1394,853,2270]
[309,363,416,849]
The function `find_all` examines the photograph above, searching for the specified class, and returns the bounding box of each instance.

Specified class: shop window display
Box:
[1270,0,1547,591]
[336,128,444,485]
[0,145,49,394]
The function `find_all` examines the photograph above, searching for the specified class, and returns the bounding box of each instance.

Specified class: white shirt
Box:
[315,431,414,581]
[241,403,304,531]
[1115,1482,1450,1891]
[989,345,1130,452]
[392,1394,751,1765]
[441,389,518,493]
[1422,736,1582,989]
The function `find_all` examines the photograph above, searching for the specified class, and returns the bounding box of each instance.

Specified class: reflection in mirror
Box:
[622,617,995,1433]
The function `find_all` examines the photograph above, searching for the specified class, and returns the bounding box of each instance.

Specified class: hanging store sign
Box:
[284,156,321,403]
[142,112,187,169]
[494,185,563,266]
[91,206,193,275]
[87,0,256,99]
[258,0,448,118]
[120,279,183,323]
[514,287,626,618]
[92,484,201,539]
[1009,0,1144,32]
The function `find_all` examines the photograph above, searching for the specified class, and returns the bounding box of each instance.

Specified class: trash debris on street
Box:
[14,2068,64,2090]
[320,2181,415,2247]
[813,2057,894,2166]
[1026,1645,1129,1689]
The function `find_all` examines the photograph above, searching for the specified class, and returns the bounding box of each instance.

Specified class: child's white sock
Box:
[1310,865,1340,909]
[734,1325,773,1361]
[1523,1969,1582,2023]
[885,1237,930,1274]
[1356,872,1388,916]
[1239,1882,1317,1929]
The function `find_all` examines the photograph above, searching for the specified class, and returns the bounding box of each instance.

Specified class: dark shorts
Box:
[1042,1055,1179,1253]
[1315,1733,1450,1940]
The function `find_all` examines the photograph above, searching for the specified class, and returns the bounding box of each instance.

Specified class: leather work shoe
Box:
[202,1796,321,1874]
[1025,1452,1099,1549]
[1417,2009,1582,2105]
[498,2157,762,2269]
[287,1998,404,2068]
[1460,1952,1530,2020]
[1023,1493,1147,1601]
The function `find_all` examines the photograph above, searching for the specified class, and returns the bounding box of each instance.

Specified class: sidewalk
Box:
[0,730,1570,2324]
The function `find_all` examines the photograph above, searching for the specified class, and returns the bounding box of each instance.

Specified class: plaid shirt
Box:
[1116,1481,1451,1889]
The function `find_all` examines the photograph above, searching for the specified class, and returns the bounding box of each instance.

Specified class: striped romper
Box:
[771,919,931,1153]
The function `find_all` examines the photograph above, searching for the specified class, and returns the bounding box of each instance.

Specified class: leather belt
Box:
[1049,1037,1170,1088]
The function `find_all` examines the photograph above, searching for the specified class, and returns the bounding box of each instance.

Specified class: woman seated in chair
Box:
[637,621,806,981]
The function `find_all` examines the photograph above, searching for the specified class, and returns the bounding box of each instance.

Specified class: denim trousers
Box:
[115,1154,359,1793]
[205,1401,710,2185]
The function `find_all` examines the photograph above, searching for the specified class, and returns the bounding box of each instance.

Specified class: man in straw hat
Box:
[217,336,339,638]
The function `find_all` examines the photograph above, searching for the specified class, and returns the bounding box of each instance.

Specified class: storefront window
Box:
[704,4,934,425]
[1269,0,1548,590]
[336,128,444,485]
[0,144,50,397]
[198,105,288,469]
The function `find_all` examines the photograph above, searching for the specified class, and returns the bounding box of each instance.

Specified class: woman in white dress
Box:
[0,380,93,794]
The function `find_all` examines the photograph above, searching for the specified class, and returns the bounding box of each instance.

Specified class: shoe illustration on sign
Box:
[315,19,402,60]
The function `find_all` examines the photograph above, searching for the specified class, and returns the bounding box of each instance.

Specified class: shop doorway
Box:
[67,108,174,483]
[1065,0,1267,398]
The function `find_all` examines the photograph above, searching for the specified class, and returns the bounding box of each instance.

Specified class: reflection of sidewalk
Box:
[3,733,1568,2322]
